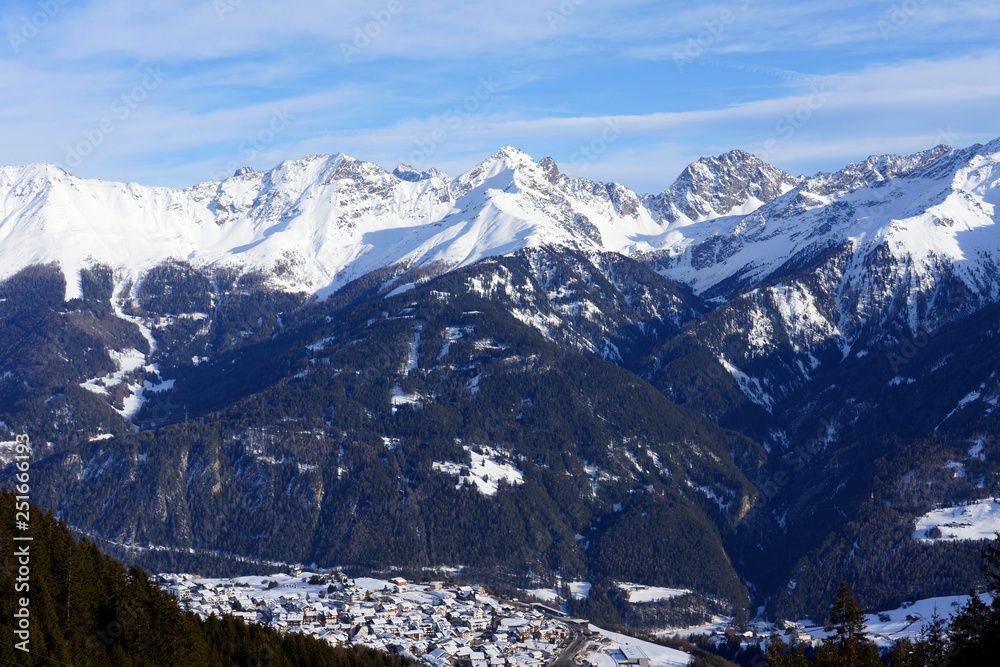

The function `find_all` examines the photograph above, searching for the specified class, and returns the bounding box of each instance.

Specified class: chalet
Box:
[389,577,408,589]
[467,616,490,631]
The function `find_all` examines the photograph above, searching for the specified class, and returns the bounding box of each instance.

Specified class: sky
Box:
[0,0,998,194]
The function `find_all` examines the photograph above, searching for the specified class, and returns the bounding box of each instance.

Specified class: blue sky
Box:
[1,0,998,193]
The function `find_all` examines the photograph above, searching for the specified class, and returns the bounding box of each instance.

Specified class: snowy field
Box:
[589,626,691,666]
[390,384,424,413]
[798,593,992,648]
[912,498,1000,543]
[617,583,693,603]
[432,445,524,496]
[526,581,592,604]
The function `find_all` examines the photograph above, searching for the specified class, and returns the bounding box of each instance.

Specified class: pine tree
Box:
[887,637,915,667]
[765,633,810,667]
[766,633,789,666]
[947,532,1000,665]
[911,609,948,665]
[816,582,881,667]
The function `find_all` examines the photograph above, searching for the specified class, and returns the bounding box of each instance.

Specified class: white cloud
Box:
[0,1,997,194]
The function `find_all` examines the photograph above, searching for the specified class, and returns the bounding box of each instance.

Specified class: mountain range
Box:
[3,138,1000,626]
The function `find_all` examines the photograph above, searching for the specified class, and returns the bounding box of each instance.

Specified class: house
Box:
[468,617,490,631]
[389,577,408,589]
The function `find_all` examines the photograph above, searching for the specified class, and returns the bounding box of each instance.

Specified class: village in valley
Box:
[156,572,693,667]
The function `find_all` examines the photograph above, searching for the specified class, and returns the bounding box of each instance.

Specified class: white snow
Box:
[432,445,524,496]
[797,593,993,648]
[79,347,171,420]
[402,325,422,375]
[437,326,464,360]
[526,588,560,604]
[913,498,1000,543]
[390,384,423,413]
[719,357,774,412]
[0,140,995,363]
[618,583,693,603]
[589,626,692,666]
[526,581,591,603]
[306,334,336,352]
[569,581,592,599]
[945,460,966,478]
[0,440,21,467]
[937,389,984,428]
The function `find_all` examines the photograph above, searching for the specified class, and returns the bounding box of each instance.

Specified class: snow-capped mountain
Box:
[644,148,799,225]
[0,145,790,302]
[647,139,1000,348]
[2,139,999,347]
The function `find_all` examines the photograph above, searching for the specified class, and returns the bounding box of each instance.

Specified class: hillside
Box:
[0,490,411,667]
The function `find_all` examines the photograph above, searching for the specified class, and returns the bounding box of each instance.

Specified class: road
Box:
[551,632,588,667]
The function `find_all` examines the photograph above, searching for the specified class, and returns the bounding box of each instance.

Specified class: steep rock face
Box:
[0,146,795,303]
[645,149,800,224]
[650,140,1000,339]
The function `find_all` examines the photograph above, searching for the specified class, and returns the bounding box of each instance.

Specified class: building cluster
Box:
[157,573,633,667]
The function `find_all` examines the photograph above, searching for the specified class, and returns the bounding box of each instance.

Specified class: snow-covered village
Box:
[154,567,992,667]
[156,573,692,667]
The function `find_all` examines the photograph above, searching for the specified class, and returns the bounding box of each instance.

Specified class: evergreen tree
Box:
[946,532,1000,665]
[886,638,916,667]
[765,633,809,667]
[912,609,948,666]
[815,582,880,667]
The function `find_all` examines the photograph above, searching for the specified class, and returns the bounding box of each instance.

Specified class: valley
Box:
[3,138,1000,647]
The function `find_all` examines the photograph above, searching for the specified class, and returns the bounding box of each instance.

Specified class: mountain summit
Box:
[0,140,998,339]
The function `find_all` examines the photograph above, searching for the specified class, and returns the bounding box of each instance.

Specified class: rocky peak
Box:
[649,150,799,224]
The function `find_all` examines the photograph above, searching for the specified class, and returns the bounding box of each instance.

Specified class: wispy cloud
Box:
[0,1,996,192]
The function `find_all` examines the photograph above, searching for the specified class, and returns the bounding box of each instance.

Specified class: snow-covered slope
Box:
[649,139,1000,339]
[0,146,788,301]
[2,138,1000,347]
